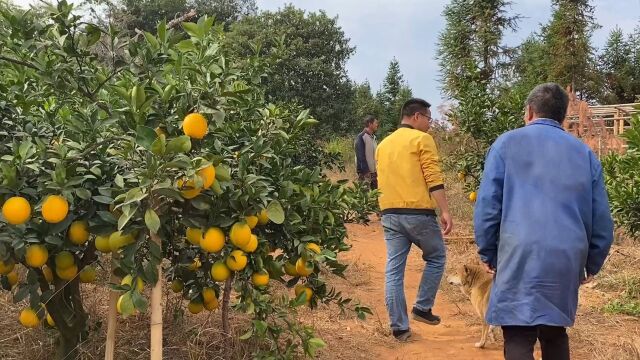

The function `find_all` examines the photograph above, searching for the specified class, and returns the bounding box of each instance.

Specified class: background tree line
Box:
[85,0,414,139]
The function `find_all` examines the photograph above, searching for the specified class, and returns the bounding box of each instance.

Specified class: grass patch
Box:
[604,276,640,317]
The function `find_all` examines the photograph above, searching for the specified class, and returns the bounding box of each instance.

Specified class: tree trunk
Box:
[150,231,163,360]
[46,278,88,360]
[221,275,234,336]
[104,253,120,360]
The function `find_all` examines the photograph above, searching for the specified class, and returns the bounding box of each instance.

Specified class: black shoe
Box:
[392,328,412,342]
[411,307,441,325]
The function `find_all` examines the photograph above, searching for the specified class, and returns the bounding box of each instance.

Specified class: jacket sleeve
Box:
[418,134,445,191]
[354,134,369,174]
[586,155,614,276]
[474,144,505,269]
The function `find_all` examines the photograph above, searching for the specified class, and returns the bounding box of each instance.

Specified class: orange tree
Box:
[0,2,375,358]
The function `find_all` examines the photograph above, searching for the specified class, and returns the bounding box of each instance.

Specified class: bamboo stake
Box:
[105,253,120,360]
[150,232,163,360]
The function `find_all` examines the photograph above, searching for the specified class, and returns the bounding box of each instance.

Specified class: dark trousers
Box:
[502,326,570,360]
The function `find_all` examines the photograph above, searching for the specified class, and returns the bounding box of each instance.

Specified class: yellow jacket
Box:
[375,125,445,214]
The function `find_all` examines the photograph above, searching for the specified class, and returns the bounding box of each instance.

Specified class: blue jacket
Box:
[474,118,614,327]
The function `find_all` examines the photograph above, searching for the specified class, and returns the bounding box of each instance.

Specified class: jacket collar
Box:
[528,118,565,131]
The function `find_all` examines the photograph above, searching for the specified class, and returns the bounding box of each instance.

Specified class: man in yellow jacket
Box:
[376,98,453,341]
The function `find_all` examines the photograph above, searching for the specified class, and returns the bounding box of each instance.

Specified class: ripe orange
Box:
[188,300,204,314]
[25,244,48,268]
[241,234,258,253]
[210,261,231,281]
[245,215,258,229]
[56,264,78,281]
[295,258,314,277]
[469,191,477,202]
[19,308,40,328]
[201,227,225,253]
[68,220,89,245]
[2,196,31,225]
[305,243,321,254]
[251,270,269,287]
[185,227,203,246]
[0,259,15,275]
[229,222,251,248]
[257,209,269,226]
[95,234,112,253]
[182,113,208,139]
[176,178,201,199]
[198,165,216,188]
[41,195,69,223]
[226,250,248,271]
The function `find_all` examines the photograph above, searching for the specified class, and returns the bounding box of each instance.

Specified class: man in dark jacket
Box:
[355,115,379,189]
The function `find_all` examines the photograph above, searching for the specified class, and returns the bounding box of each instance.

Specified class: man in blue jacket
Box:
[474,83,614,360]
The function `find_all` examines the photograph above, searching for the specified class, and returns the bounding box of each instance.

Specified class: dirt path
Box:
[336,221,504,360]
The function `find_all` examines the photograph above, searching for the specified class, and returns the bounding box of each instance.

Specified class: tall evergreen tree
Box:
[599,28,634,104]
[352,81,382,129]
[437,0,519,98]
[376,59,409,136]
[542,0,601,99]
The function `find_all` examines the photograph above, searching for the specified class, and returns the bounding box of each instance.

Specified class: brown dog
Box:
[448,264,495,348]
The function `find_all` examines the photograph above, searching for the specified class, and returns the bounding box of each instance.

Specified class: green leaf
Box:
[93,195,114,204]
[143,32,159,49]
[118,204,139,230]
[212,109,225,125]
[144,208,160,233]
[166,136,192,154]
[176,39,196,52]
[131,290,149,313]
[157,20,167,43]
[307,338,326,357]
[76,188,91,200]
[150,135,166,156]
[149,239,162,262]
[14,284,29,303]
[182,22,201,38]
[190,197,211,210]
[253,320,267,336]
[85,24,101,47]
[136,126,157,150]
[266,200,285,224]
[115,174,125,188]
[238,328,253,340]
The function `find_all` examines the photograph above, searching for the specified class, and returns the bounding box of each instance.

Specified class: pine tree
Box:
[437,0,519,98]
[599,28,633,104]
[542,0,601,99]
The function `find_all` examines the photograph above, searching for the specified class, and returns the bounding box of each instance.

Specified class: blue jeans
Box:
[382,214,446,331]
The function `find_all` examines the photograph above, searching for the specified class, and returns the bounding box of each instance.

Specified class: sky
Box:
[11,0,640,116]
[256,0,640,116]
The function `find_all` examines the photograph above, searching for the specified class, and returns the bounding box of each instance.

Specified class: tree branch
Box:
[0,55,40,71]
[168,9,197,29]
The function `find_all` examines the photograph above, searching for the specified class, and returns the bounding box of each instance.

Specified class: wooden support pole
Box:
[105,253,120,360]
[150,232,163,360]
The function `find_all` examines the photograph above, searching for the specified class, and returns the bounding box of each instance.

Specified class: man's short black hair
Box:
[363,115,377,128]
[401,98,431,118]
[526,83,569,123]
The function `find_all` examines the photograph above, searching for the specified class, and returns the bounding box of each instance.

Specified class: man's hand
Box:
[481,262,495,275]
[440,211,453,235]
[581,274,594,285]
